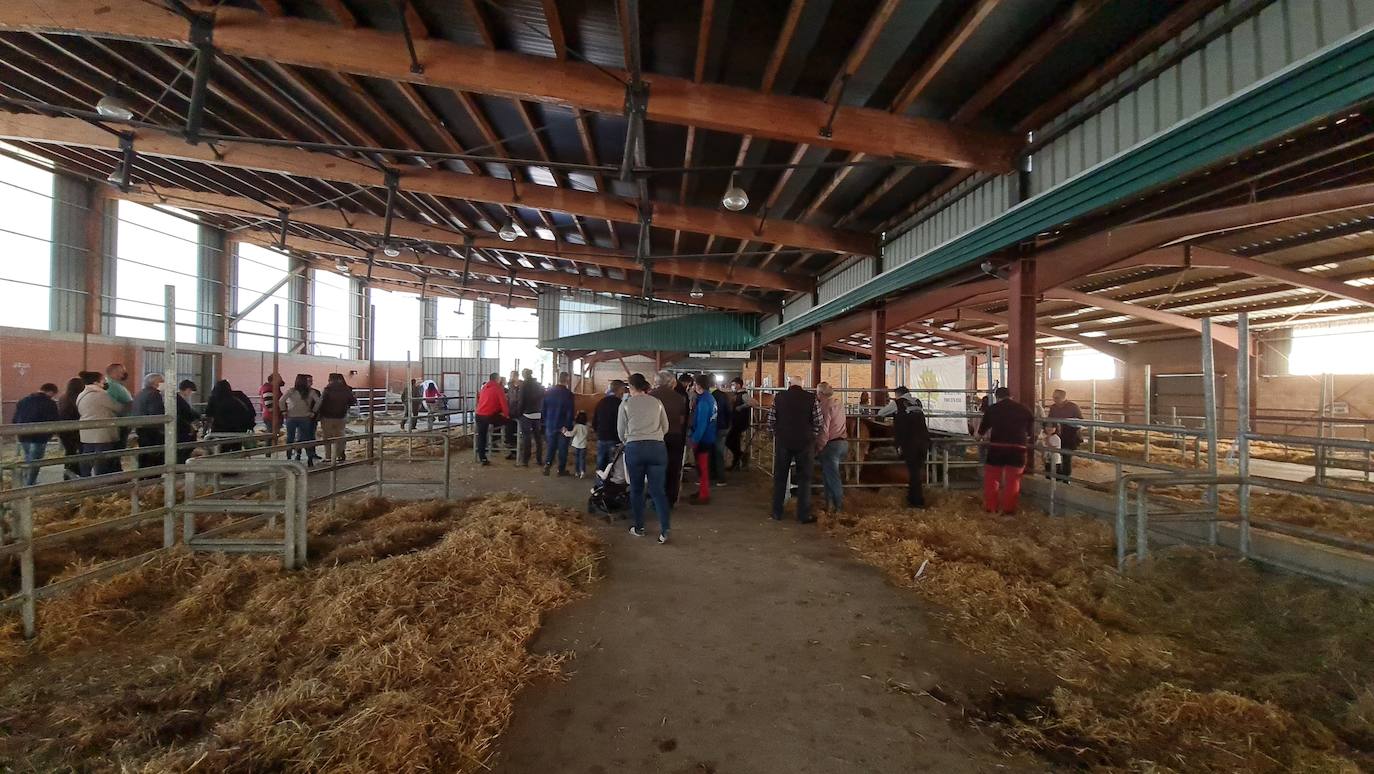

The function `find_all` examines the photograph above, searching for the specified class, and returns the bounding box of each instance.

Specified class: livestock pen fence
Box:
[744,314,1374,586]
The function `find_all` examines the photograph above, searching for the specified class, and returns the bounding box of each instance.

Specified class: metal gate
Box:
[142,350,218,402]
[1153,373,1225,426]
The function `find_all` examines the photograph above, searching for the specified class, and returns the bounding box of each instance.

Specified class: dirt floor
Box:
[439,452,1039,774]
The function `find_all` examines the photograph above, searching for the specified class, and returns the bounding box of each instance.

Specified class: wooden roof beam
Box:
[1042,287,1239,350]
[954,308,1128,361]
[3,0,1020,170]
[0,111,873,255]
[1118,245,1374,308]
[113,185,807,291]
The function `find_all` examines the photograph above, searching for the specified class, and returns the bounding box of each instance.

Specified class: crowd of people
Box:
[472,368,755,543]
[7,364,361,485]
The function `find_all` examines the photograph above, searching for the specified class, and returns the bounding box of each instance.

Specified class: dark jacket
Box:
[519,379,545,418]
[712,388,733,432]
[650,386,688,437]
[206,390,256,433]
[133,387,200,442]
[892,397,929,460]
[731,390,752,429]
[542,384,575,434]
[979,398,1035,467]
[771,385,819,451]
[593,394,622,443]
[1047,400,1083,448]
[317,382,357,419]
[12,392,59,443]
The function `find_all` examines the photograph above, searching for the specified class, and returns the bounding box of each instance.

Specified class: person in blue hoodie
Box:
[687,374,718,504]
[541,371,576,476]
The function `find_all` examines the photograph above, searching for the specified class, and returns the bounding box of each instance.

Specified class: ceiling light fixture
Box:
[476,295,492,303]
[382,243,401,258]
[721,175,749,212]
[95,84,135,121]
[498,221,519,242]
[689,282,704,300]
[335,259,349,273]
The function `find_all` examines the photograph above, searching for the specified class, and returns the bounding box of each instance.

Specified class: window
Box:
[1289,321,1374,375]
[311,269,353,358]
[0,148,54,330]
[370,288,420,360]
[435,296,470,339]
[1059,348,1117,380]
[114,201,200,342]
[234,243,292,352]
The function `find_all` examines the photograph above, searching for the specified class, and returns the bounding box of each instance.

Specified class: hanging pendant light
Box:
[689,282,704,300]
[498,221,519,242]
[721,175,749,212]
[95,84,135,121]
[335,259,350,273]
[382,243,402,257]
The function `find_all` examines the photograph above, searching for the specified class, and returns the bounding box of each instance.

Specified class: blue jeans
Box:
[573,447,586,476]
[19,439,46,486]
[285,417,317,460]
[625,440,670,536]
[80,441,121,477]
[544,431,569,472]
[818,439,849,511]
[596,439,618,473]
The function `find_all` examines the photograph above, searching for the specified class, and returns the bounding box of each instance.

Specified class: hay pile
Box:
[0,493,601,772]
[380,432,472,456]
[820,490,1374,771]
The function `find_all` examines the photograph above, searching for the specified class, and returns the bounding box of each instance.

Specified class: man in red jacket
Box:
[474,372,510,466]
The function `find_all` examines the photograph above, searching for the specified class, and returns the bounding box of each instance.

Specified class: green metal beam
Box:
[542,312,758,352]
[756,24,1374,346]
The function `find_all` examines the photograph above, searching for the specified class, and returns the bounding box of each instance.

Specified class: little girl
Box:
[566,411,590,478]
[1040,423,1062,480]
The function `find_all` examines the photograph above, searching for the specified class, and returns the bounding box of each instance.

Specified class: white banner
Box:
[909,355,969,434]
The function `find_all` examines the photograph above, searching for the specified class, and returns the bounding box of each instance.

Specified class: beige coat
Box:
[76,385,120,444]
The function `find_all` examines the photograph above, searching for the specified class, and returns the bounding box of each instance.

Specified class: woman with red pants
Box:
[687,374,718,505]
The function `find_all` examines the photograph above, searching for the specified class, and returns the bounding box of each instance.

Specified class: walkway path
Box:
[439,457,1038,774]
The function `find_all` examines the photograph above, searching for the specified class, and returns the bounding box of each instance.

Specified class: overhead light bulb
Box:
[498,222,519,242]
[96,87,135,121]
[476,295,492,303]
[689,287,704,300]
[335,259,349,273]
[382,243,401,257]
[721,182,749,212]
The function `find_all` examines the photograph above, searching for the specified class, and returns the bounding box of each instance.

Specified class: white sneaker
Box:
[658,533,669,544]
[628,526,645,537]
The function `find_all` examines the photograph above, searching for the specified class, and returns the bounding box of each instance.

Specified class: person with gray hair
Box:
[815,382,849,512]
[649,369,689,505]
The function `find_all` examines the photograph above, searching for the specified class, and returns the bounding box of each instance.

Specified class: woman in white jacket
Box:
[75,370,122,476]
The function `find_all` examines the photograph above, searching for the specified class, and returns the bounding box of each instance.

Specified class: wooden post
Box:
[869,307,886,402]
[809,328,822,388]
[84,185,107,336]
[753,349,764,388]
[1008,253,1038,406]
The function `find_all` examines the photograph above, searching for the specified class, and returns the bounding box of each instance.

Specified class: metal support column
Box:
[1200,318,1220,544]
[1143,364,1152,462]
[1007,254,1037,406]
[775,342,786,388]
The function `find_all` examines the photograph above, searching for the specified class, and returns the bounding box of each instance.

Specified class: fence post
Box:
[18,497,35,638]
[1236,313,1251,557]
[1200,318,1219,545]
[162,285,178,548]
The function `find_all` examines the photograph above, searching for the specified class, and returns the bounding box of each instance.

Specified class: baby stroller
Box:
[587,443,629,519]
